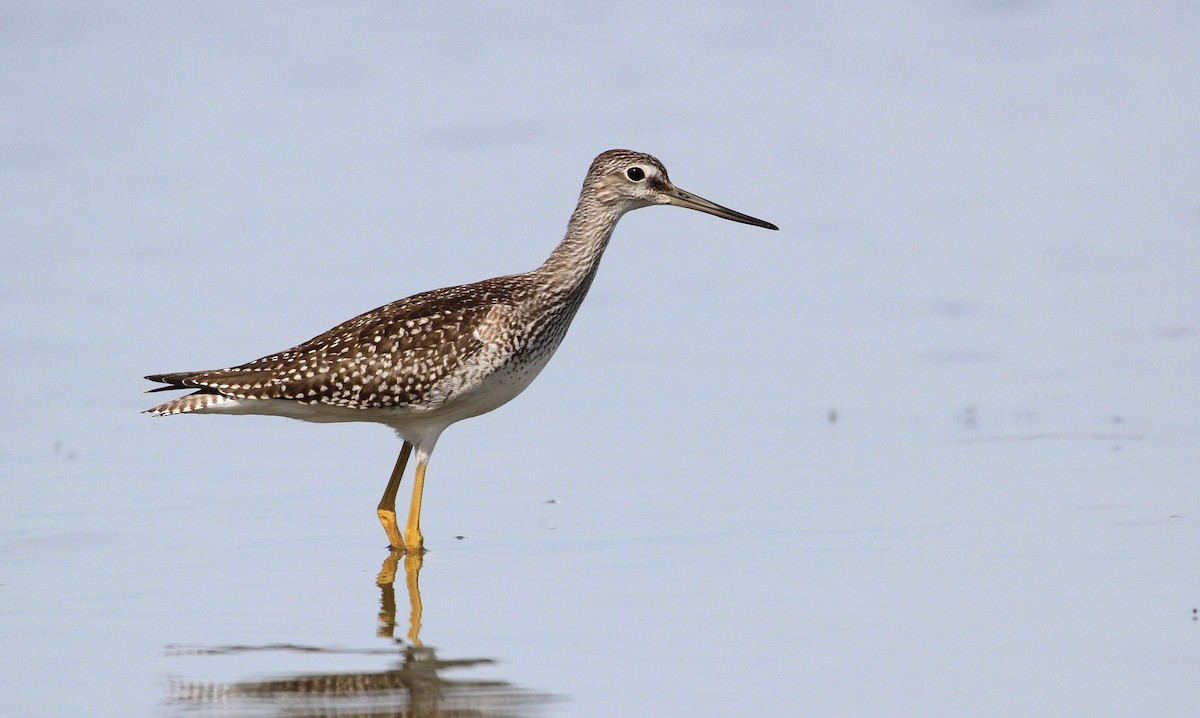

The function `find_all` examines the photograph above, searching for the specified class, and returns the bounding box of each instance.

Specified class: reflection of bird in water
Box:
[167,554,554,716]
[146,150,777,553]
[168,648,546,717]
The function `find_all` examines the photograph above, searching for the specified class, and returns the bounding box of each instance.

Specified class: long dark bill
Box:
[665,186,779,230]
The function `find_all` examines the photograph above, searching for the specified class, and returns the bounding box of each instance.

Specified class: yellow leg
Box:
[377,442,412,551]
[404,458,428,553]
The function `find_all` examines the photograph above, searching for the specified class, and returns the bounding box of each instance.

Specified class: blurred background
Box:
[2,2,1198,716]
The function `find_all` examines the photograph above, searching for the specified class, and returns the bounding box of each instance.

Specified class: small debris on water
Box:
[454,535,465,540]
[53,440,76,459]
[827,408,838,424]
[545,499,559,504]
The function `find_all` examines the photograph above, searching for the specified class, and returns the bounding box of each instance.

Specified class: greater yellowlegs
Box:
[146,149,778,553]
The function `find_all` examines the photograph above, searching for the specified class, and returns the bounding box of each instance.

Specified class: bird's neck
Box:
[537,197,624,291]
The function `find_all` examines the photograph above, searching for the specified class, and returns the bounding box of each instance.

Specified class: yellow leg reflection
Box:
[403,552,424,647]
[377,442,413,551]
[376,551,400,637]
[376,549,424,647]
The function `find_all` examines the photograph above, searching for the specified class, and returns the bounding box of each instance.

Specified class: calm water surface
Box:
[2,3,1198,716]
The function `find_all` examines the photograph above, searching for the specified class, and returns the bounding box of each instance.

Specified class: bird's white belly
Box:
[424,344,557,423]
[376,344,557,449]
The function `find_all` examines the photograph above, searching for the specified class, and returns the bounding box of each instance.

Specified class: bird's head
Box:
[582,149,778,230]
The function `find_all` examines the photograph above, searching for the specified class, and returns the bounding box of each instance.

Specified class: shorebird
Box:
[146,149,778,553]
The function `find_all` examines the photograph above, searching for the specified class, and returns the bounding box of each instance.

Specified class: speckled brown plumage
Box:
[149,276,529,412]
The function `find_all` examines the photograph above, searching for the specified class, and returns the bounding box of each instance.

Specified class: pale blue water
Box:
[2,2,1198,716]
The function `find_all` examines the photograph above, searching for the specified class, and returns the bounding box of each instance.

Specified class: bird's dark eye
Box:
[626,167,646,182]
